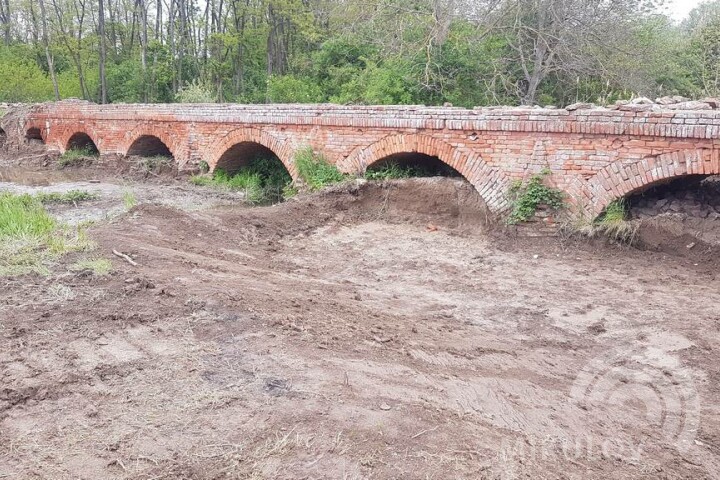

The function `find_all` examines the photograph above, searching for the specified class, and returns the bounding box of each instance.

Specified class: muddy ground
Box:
[1,161,720,479]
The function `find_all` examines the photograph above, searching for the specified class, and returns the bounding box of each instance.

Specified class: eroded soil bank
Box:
[0,161,719,479]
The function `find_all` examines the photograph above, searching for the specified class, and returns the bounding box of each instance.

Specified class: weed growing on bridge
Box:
[0,192,94,276]
[58,146,98,167]
[593,200,639,244]
[35,190,98,204]
[295,147,346,190]
[507,170,565,224]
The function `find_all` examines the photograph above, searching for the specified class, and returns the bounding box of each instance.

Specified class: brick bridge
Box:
[21,100,720,218]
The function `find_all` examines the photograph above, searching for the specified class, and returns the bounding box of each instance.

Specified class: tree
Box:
[498,0,666,104]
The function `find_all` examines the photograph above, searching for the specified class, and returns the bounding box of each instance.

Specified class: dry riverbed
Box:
[1,171,719,479]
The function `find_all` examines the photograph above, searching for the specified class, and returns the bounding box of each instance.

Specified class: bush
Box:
[267,75,324,103]
[507,170,565,224]
[176,79,215,103]
[294,148,346,190]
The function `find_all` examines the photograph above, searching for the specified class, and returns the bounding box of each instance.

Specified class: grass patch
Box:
[364,161,448,180]
[35,190,98,204]
[137,155,173,173]
[507,170,565,224]
[295,147,346,190]
[122,190,137,210]
[0,192,95,276]
[58,146,98,167]
[580,199,639,244]
[71,258,112,275]
[190,156,293,204]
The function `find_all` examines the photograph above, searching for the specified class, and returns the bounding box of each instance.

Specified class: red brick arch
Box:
[584,149,720,217]
[204,127,297,178]
[120,124,182,162]
[58,127,101,152]
[337,133,511,213]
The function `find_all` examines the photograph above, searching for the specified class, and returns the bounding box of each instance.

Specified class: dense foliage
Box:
[0,0,718,107]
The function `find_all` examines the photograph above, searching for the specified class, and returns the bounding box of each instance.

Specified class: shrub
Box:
[267,75,324,103]
[507,170,565,224]
[176,79,215,103]
[294,148,346,190]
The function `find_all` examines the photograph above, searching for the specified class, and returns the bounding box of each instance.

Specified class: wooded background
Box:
[0,0,719,107]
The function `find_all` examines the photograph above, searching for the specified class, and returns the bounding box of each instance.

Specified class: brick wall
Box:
[24,100,720,218]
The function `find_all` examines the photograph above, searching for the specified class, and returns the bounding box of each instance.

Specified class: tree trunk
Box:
[38,0,60,100]
[98,0,108,103]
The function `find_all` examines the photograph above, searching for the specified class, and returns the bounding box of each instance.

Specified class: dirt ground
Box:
[1,165,720,479]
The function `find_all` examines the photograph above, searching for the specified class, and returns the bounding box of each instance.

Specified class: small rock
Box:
[701,97,720,108]
[379,403,392,411]
[533,254,539,259]
[666,101,712,110]
[686,242,696,250]
[630,96,654,105]
[618,103,654,112]
[565,102,594,111]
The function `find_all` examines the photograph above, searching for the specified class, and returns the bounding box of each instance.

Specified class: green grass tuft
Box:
[295,147,346,190]
[122,190,137,210]
[0,192,95,276]
[58,146,98,167]
[35,190,98,204]
[593,199,639,243]
[190,156,293,204]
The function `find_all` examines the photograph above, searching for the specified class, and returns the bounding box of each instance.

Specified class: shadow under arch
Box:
[126,134,174,158]
[583,149,720,218]
[25,127,44,143]
[338,133,511,214]
[205,127,296,179]
[65,131,99,154]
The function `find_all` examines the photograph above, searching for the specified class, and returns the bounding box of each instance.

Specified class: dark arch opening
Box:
[0,128,6,147]
[624,174,718,219]
[216,142,284,175]
[66,132,99,154]
[127,135,173,158]
[365,153,462,179]
[25,127,44,144]
[209,142,292,204]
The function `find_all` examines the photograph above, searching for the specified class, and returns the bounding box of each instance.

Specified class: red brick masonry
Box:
[25,100,720,218]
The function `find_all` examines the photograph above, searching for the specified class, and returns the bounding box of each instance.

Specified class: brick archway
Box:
[59,128,101,153]
[338,133,511,213]
[121,124,181,162]
[204,127,296,178]
[584,149,720,217]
